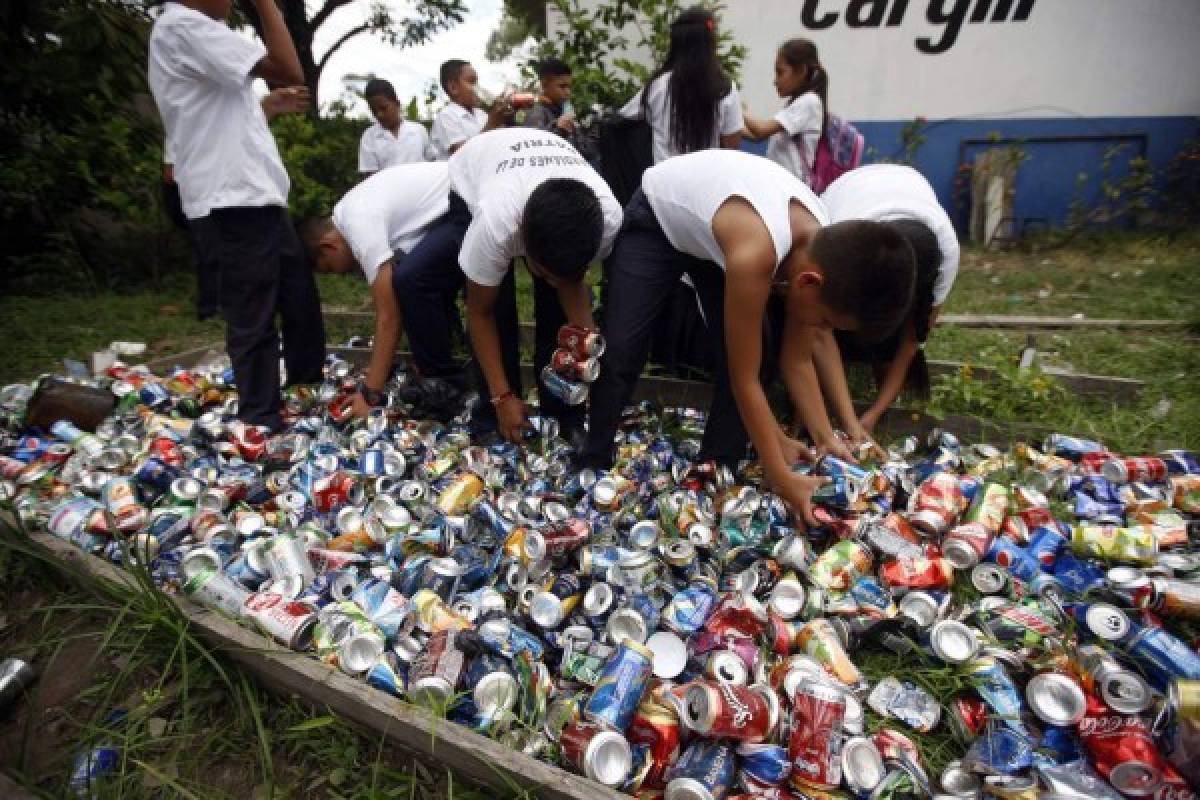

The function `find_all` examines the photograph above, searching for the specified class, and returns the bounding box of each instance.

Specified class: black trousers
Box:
[392,193,472,381]
[191,206,326,430]
[393,193,584,431]
[582,190,750,466]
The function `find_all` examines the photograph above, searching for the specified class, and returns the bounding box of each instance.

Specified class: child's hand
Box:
[262,86,310,119]
[487,97,514,127]
[770,471,827,529]
[815,433,858,464]
[778,434,815,466]
[496,396,530,443]
[555,114,577,133]
[350,393,374,420]
[859,407,882,434]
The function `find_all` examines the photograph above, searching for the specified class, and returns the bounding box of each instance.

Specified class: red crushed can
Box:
[539,518,592,556]
[550,347,601,383]
[879,546,954,589]
[313,471,355,513]
[1102,456,1169,484]
[149,436,185,468]
[229,422,267,461]
[557,324,605,360]
[1078,692,1169,796]
[626,683,681,787]
[682,680,777,742]
[788,682,845,790]
[909,472,965,535]
[702,592,768,640]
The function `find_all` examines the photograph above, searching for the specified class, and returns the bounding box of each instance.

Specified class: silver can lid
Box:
[768,578,806,620]
[474,671,518,715]
[899,591,941,629]
[665,777,713,800]
[339,630,386,674]
[646,631,688,679]
[942,536,981,570]
[582,582,615,617]
[529,591,565,630]
[1084,603,1132,641]
[1107,762,1162,797]
[1025,672,1087,726]
[842,736,885,793]
[940,760,981,795]
[929,620,980,665]
[409,675,453,708]
[628,520,661,550]
[1106,566,1149,591]
[606,608,648,645]
[707,650,749,685]
[584,729,632,788]
[970,563,1008,595]
[1101,669,1153,714]
[840,689,866,735]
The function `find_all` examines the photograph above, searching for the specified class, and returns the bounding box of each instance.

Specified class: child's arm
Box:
[716,201,825,525]
[808,328,869,455]
[742,111,784,142]
[554,275,596,330]
[249,0,303,86]
[352,263,403,418]
[860,313,934,432]
[466,279,529,441]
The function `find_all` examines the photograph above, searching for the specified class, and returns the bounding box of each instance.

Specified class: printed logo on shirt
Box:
[494,136,586,173]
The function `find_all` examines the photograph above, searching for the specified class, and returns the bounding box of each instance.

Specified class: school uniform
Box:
[148,2,325,430]
[331,163,451,286]
[357,120,436,173]
[821,164,959,305]
[393,128,622,429]
[766,92,824,186]
[430,103,488,160]
[619,72,744,164]
[582,150,829,467]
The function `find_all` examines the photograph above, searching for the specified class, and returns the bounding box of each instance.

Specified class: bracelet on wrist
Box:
[357,382,385,407]
[490,391,516,406]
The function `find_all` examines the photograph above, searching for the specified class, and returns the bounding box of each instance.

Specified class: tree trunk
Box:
[236,0,320,100]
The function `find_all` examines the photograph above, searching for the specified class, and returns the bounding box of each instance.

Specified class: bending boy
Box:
[580,150,915,523]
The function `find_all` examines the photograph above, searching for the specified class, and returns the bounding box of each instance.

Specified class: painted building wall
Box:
[549,0,1200,230]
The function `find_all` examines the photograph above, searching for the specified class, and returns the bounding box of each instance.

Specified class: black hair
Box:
[522,179,604,280]
[295,215,335,268]
[536,58,572,80]
[439,59,470,93]
[778,38,828,135]
[811,220,916,343]
[642,6,732,155]
[363,78,398,103]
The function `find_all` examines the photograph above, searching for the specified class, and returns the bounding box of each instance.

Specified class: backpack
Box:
[809,113,864,194]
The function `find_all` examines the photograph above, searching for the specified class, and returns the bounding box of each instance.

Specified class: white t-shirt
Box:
[358,121,435,172]
[821,164,960,305]
[766,92,823,186]
[450,129,623,287]
[430,103,488,160]
[642,150,829,271]
[147,3,288,220]
[619,72,744,164]
[331,163,451,286]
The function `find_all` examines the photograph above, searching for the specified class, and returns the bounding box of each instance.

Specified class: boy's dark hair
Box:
[363,78,398,103]
[439,59,470,93]
[522,178,603,280]
[295,215,334,266]
[536,58,572,80]
[811,220,916,343]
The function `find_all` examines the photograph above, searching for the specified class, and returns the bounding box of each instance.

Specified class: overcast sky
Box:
[311,0,531,117]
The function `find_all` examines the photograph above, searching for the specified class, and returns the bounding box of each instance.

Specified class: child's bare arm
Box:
[251,0,303,86]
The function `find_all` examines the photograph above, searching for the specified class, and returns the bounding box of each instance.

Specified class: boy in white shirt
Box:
[358,79,435,175]
[393,129,623,442]
[579,150,916,525]
[148,0,325,431]
[307,163,453,418]
[430,59,508,159]
[816,164,960,435]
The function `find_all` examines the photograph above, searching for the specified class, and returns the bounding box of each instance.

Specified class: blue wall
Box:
[744,116,1198,232]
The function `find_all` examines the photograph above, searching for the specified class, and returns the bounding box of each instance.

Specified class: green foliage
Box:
[930,347,1068,422]
[0,0,171,293]
[269,103,365,221]
[536,0,746,114]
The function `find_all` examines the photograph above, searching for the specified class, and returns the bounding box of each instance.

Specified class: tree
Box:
[235,0,468,103]
[534,0,745,115]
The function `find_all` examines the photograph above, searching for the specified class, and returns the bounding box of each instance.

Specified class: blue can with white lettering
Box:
[736,742,791,786]
[583,639,653,732]
[1124,625,1200,688]
[667,739,736,800]
[987,536,1041,583]
[1026,525,1068,568]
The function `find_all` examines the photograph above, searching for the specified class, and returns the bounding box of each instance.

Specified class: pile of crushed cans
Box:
[2,353,1199,800]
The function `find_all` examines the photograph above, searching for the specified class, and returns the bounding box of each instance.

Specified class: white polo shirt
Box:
[147,3,288,220]
[358,121,435,172]
[331,163,451,286]
[430,103,488,160]
[766,92,823,186]
[619,72,744,164]
[641,150,829,271]
[821,164,960,304]
[450,129,623,287]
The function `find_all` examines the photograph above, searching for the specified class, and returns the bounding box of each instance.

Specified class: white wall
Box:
[550,0,1200,121]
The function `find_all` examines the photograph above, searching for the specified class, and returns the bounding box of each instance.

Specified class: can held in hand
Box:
[540,366,589,407]
[557,324,605,359]
[550,348,601,383]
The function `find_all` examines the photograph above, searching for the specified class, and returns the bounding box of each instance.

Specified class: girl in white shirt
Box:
[742,38,827,186]
[619,7,743,163]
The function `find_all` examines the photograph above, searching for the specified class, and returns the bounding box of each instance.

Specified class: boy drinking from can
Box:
[148,0,326,432]
[431,59,511,159]
[579,149,915,524]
